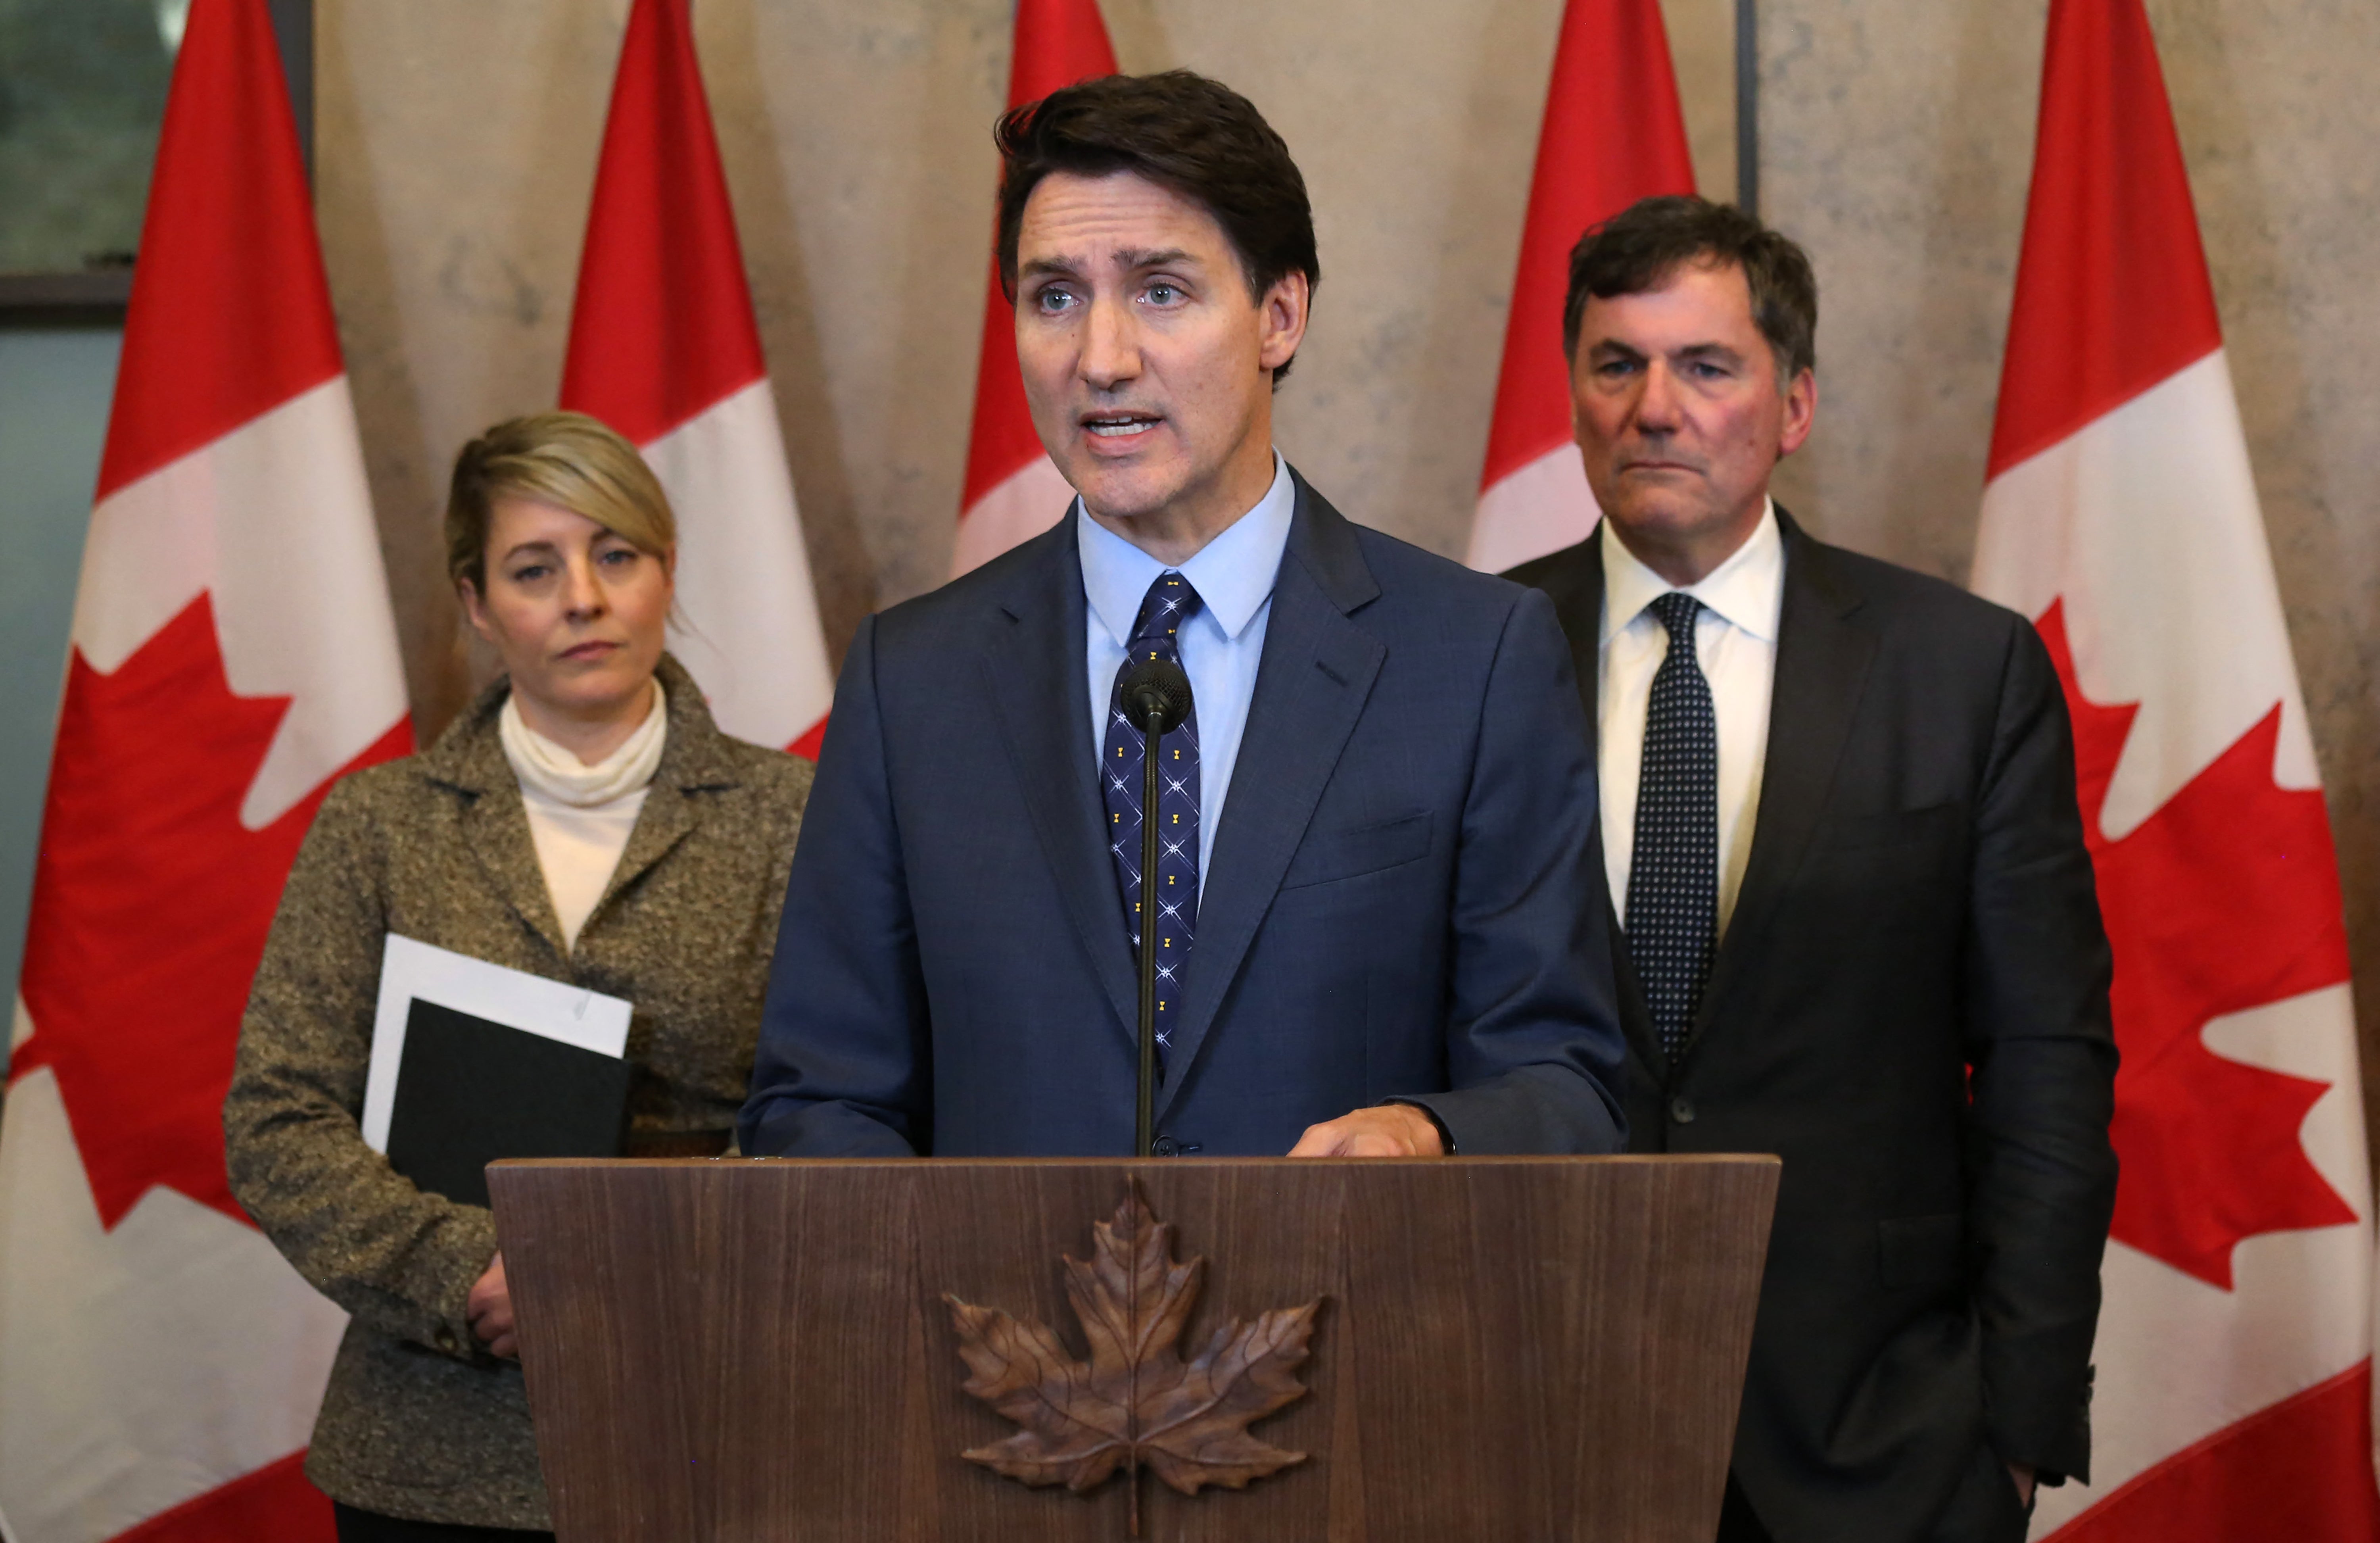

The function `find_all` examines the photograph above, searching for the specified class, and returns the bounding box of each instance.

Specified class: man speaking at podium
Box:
[740,72,1625,1161]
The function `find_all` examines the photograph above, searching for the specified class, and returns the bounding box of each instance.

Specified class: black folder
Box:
[384,998,633,1210]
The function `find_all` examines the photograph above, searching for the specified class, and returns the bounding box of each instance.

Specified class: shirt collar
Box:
[1079,450,1296,645]
[1599,498,1784,645]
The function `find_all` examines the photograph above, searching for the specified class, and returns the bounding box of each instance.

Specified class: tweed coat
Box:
[224,655,810,1528]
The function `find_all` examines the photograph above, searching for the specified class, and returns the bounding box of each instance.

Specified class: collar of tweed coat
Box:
[415,653,749,955]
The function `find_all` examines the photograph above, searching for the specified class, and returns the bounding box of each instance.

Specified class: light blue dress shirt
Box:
[1078,452,1297,895]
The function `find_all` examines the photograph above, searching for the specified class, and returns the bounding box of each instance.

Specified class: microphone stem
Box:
[1135,707,1163,1158]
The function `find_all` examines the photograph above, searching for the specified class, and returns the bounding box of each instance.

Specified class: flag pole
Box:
[263,0,311,177]
[1734,0,1758,216]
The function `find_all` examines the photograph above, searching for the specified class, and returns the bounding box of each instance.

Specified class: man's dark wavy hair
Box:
[994,70,1320,382]
[1562,195,1818,382]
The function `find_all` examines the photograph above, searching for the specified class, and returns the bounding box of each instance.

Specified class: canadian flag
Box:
[560,0,832,757]
[1464,0,1695,574]
[0,1,410,1539]
[1971,1,2380,1536]
[947,0,1117,578]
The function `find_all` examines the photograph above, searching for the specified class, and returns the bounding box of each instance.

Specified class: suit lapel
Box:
[1686,510,1875,1052]
[1535,533,1607,734]
[1544,538,1670,1077]
[1157,476,1385,1119]
[426,714,570,960]
[585,670,739,931]
[978,517,1142,1043]
[597,790,695,918]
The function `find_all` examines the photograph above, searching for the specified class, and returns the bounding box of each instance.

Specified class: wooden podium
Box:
[489,1155,1777,1541]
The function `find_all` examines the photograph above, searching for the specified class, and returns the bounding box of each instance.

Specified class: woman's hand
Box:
[466,1253,518,1360]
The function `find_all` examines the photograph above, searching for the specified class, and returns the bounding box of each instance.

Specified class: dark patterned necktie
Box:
[1625,591,1719,1062]
[1102,572,1203,1063]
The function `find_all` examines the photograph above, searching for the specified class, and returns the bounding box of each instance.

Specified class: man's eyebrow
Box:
[1018,247,1199,281]
[1586,339,1748,364]
[1113,246,1195,271]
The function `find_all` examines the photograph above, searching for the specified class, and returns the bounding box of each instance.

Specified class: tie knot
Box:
[1647,591,1702,639]
[1131,572,1205,644]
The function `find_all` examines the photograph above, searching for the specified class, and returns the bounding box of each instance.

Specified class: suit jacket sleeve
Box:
[223,781,499,1364]
[1399,587,1630,1155]
[740,614,932,1157]
[1962,617,2120,1482]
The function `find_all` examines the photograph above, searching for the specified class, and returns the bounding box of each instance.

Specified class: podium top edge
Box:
[485,1153,1783,1171]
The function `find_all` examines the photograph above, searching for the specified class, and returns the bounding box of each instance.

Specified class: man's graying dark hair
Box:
[994,70,1320,382]
[1562,195,1818,382]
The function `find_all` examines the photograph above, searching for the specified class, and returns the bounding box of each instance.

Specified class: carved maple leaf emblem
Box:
[2038,602,2356,1288]
[943,1188,1321,1533]
[11,595,407,1228]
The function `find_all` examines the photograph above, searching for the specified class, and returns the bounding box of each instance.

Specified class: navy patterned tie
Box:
[1625,592,1719,1062]
[1102,573,1202,1063]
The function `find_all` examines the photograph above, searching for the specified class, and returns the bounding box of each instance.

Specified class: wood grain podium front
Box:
[488,1156,1777,1542]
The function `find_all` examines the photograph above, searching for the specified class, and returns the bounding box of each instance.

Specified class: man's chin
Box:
[1596,492,1723,536]
[1069,463,1186,525]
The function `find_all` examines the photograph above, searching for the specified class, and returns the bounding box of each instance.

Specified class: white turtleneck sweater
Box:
[498,682,668,951]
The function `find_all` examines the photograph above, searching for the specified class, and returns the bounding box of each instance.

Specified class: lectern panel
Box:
[489,1155,1776,1542]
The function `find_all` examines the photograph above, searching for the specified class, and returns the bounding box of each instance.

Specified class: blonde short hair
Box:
[445,411,675,591]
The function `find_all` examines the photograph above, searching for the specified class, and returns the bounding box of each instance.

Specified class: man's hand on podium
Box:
[1287,1103,1445,1157]
[468,1253,519,1360]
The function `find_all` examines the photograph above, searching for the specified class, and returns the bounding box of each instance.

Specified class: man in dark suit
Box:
[739,72,1625,1161]
[1507,197,2118,1543]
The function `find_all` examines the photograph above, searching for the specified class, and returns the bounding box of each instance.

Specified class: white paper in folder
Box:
[361,934,634,1154]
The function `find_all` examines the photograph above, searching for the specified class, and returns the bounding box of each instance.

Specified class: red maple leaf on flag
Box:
[2036,601,2355,1288]
[11,594,408,1230]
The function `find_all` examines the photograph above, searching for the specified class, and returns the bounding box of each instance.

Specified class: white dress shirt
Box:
[1079,451,1297,891]
[1598,502,1784,934]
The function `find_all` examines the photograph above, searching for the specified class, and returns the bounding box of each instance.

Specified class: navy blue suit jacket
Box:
[739,471,1626,1157]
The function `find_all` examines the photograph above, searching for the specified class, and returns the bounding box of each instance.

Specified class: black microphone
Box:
[1119,656,1192,1157]
[1121,657,1192,739]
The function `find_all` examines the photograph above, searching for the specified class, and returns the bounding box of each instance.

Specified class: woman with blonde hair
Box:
[225,411,812,1541]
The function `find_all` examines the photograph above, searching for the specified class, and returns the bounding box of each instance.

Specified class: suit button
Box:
[1668,1096,1696,1126]
[1152,1135,1180,1157]
[435,1325,460,1353]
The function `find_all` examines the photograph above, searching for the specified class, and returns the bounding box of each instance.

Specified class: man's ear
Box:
[1778,367,1818,457]
[1257,270,1311,375]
